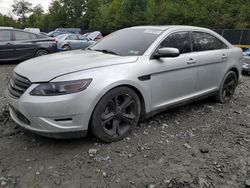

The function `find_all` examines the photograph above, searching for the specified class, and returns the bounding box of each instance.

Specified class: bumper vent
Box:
[8,73,31,99]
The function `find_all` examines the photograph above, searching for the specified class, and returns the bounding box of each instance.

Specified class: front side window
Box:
[15,31,31,41]
[160,32,192,54]
[192,32,227,51]
[0,30,11,41]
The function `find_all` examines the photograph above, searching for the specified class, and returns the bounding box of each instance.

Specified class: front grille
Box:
[8,73,31,99]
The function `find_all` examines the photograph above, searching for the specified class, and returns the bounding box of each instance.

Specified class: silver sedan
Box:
[7,26,242,142]
[56,34,95,51]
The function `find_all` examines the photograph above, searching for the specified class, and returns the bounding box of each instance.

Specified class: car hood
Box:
[15,50,139,82]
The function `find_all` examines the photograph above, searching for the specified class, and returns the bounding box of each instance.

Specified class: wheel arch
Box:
[34,48,49,56]
[87,82,149,130]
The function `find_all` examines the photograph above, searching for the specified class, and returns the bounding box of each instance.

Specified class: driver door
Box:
[150,31,198,111]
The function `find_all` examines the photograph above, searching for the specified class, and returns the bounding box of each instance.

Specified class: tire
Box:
[62,45,71,51]
[35,49,49,57]
[90,87,141,142]
[214,71,238,103]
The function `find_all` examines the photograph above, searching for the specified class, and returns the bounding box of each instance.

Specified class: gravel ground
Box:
[0,64,250,188]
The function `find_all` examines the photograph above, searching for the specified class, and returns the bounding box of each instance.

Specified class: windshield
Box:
[90,28,162,56]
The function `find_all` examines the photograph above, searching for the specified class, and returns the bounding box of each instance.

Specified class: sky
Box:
[0,0,52,16]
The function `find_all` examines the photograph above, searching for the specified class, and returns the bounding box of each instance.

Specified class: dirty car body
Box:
[6,26,243,141]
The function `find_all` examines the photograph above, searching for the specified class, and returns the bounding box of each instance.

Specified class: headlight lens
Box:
[30,79,92,96]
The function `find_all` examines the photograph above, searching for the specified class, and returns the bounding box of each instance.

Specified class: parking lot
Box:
[0,63,249,187]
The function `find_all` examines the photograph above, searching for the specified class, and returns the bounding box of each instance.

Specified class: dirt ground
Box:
[0,63,249,188]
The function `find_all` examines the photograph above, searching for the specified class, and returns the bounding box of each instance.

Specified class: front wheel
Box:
[90,87,141,142]
[215,71,238,103]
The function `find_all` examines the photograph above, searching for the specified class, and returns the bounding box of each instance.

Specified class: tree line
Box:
[0,0,250,32]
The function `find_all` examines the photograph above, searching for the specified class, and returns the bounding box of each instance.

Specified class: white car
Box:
[7,26,242,142]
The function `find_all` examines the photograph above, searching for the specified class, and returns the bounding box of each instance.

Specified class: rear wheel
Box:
[62,45,71,51]
[35,49,48,57]
[90,87,141,142]
[215,71,238,103]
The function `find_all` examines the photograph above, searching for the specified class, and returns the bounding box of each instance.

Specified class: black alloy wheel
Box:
[215,71,238,103]
[91,87,141,142]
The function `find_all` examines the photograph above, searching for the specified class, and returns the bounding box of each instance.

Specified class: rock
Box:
[35,171,40,175]
[245,179,250,187]
[102,172,107,178]
[88,148,97,156]
[94,155,110,162]
[184,143,192,149]
[0,181,7,186]
[199,148,209,153]
[146,184,155,188]
[164,179,171,184]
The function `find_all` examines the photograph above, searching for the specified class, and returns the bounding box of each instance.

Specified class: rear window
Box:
[15,31,31,41]
[0,30,11,41]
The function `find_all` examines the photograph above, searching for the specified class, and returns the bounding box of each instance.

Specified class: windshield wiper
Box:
[92,49,119,56]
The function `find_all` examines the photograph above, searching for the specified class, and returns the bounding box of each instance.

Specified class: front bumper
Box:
[6,85,92,138]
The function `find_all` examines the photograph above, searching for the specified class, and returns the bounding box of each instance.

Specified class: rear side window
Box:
[0,30,11,41]
[160,32,191,54]
[66,35,78,40]
[192,32,227,51]
[30,33,38,39]
[15,31,32,40]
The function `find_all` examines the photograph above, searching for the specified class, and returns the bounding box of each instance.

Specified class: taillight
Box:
[52,38,57,44]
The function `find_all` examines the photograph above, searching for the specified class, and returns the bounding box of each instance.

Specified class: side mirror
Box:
[153,47,180,58]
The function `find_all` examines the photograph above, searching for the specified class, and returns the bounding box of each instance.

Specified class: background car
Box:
[0,28,57,62]
[243,48,250,74]
[24,28,40,34]
[55,28,81,34]
[86,31,103,41]
[56,34,95,51]
[47,30,68,37]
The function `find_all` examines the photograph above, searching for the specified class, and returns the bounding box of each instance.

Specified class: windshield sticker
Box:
[128,50,140,55]
[144,29,162,35]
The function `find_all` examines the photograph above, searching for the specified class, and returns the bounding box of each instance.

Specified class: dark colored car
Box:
[0,28,58,62]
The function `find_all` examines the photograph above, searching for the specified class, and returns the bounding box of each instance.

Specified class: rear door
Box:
[191,31,229,92]
[65,35,80,49]
[13,30,37,60]
[77,35,93,49]
[0,30,14,61]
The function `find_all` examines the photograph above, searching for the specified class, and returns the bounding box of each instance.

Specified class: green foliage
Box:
[1,0,250,31]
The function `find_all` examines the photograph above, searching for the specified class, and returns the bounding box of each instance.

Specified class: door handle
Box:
[221,54,228,60]
[187,58,196,64]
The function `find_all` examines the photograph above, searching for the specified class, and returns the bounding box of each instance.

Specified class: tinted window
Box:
[30,33,37,39]
[160,32,191,54]
[66,35,78,40]
[91,28,162,56]
[193,32,227,51]
[15,31,31,40]
[0,30,11,41]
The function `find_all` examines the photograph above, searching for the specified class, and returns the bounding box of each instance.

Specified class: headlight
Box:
[30,79,92,96]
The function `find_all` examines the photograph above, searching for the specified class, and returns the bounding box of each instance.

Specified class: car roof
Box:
[130,25,212,32]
